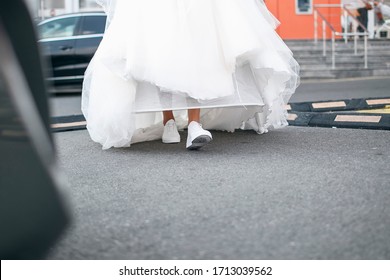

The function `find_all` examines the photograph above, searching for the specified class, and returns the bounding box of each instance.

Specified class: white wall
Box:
[24,0,102,20]
[65,0,79,13]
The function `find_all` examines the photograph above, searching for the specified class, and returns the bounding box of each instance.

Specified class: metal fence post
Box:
[354,33,358,55]
[343,9,348,44]
[364,34,368,69]
[332,32,336,69]
[314,9,318,44]
[40,0,44,20]
[323,20,326,56]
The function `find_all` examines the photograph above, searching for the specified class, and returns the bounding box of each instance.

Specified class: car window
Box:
[80,16,106,35]
[38,17,78,40]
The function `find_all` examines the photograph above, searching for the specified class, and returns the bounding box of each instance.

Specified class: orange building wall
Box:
[265,0,342,39]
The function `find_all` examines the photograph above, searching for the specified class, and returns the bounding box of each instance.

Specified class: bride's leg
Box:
[188,108,200,124]
[163,110,175,125]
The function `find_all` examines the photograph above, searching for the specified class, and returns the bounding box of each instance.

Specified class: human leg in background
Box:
[188,108,200,124]
[357,7,368,33]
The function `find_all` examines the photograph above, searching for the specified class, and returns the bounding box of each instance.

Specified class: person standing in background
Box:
[357,0,373,32]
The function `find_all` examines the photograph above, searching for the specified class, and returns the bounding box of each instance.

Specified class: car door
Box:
[73,14,106,77]
[38,16,80,84]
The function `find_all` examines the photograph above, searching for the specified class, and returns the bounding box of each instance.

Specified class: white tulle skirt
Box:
[82,0,300,149]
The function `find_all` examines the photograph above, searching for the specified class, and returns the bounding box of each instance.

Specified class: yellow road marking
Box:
[358,106,390,114]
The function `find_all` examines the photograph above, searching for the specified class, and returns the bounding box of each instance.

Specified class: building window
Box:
[296,0,313,15]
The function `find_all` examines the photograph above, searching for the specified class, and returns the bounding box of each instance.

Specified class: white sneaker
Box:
[162,119,181,144]
[186,121,212,150]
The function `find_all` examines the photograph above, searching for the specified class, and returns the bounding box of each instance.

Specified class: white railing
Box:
[313,4,369,69]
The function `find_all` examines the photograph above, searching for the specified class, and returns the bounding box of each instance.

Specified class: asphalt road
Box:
[46,77,390,260]
[48,126,389,259]
[291,77,390,103]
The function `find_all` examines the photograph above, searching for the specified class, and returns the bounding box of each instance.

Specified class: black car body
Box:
[38,12,106,92]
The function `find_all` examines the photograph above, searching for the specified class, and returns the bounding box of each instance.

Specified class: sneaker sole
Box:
[162,139,180,144]
[187,135,212,150]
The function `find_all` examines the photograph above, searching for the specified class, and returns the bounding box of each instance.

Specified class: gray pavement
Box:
[46,76,390,260]
[48,126,390,259]
[290,77,390,103]
[50,94,82,117]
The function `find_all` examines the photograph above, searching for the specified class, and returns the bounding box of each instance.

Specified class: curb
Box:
[286,97,390,130]
[288,112,390,130]
[51,115,86,133]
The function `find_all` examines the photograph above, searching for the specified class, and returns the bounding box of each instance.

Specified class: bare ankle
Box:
[163,118,175,125]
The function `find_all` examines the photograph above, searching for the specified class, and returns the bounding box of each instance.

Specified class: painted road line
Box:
[335,115,382,123]
[287,113,298,121]
[288,111,389,130]
[358,110,390,114]
[0,129,27,137]
[51,121,87,129]
[366,99,390,106]
[358,105,390,114]
[312,101,346,109]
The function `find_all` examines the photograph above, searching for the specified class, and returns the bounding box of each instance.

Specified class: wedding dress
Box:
[82,0,300,149]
